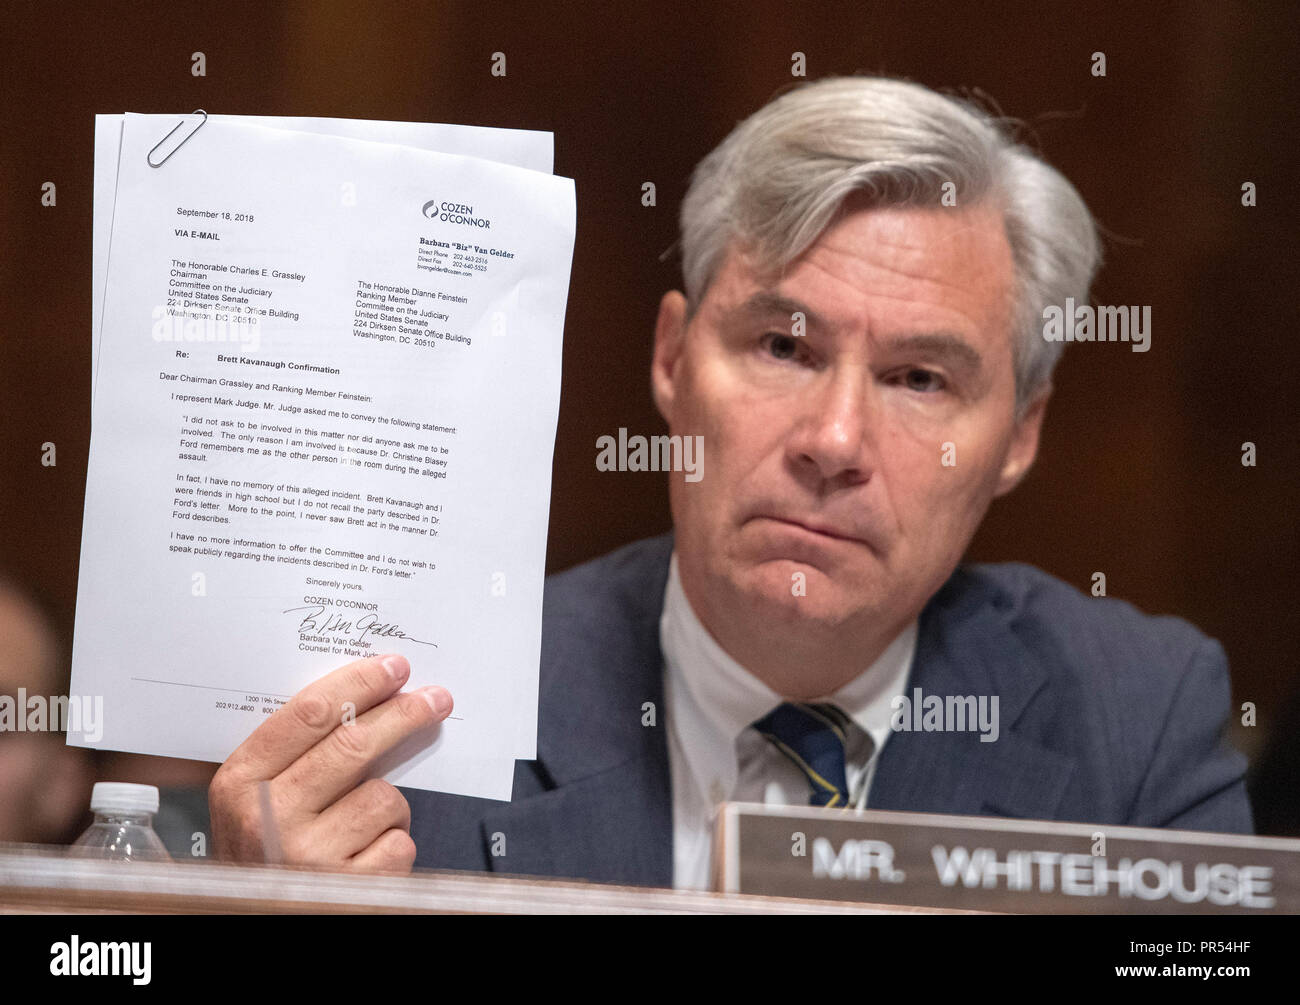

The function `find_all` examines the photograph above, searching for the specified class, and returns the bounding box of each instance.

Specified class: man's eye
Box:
[900,368,945,392]
[763,333,802,361]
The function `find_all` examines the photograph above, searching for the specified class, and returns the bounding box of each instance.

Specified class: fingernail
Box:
[418,686,452,717]
[381,655,408,683]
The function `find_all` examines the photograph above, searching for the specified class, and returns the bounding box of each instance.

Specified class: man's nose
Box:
[785,369,877,485]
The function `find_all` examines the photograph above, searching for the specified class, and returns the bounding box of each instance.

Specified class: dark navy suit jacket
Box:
[406,532,1253,886]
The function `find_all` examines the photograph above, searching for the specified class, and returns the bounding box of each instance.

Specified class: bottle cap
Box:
[89,782,160,815]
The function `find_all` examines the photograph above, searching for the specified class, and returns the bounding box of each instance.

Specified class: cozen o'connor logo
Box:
[421,198,492,229]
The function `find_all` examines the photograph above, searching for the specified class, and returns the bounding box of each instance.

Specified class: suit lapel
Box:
[869,567,1078,820]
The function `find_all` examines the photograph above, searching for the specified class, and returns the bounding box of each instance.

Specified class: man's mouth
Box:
[755,515,872,548]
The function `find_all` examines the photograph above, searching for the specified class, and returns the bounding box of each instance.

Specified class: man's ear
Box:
[651,290,689,424]
[993,384,1051,498]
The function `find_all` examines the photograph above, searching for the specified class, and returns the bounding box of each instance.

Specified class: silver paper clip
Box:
[147,109,208,168]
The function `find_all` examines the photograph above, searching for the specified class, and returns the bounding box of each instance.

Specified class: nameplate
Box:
[714,804,1300,913]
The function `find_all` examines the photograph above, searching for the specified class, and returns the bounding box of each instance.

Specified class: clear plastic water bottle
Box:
[70,783,172,861]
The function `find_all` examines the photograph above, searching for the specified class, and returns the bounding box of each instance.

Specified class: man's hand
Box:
[208,652,452,872]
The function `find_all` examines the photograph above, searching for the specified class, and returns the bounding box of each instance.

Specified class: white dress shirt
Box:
[660,550,917,891]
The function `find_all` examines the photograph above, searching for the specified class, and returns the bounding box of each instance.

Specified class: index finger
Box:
[224,652,410,783]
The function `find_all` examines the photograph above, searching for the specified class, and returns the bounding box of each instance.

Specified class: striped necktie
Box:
[752,702,855,808]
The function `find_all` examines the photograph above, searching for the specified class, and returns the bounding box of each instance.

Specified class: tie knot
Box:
[751,702,854,808]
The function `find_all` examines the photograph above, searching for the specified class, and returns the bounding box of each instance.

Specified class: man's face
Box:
[652,199,1047,656]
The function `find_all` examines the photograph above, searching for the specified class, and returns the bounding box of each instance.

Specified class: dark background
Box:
[1,1,1296,830]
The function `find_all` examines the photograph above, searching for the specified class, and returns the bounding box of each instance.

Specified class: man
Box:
[209,76,1252,889]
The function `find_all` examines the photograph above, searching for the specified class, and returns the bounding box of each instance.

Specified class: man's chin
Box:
[731,559,879,629]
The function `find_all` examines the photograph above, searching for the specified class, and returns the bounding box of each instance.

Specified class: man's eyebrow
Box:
[721,291,830,332]
[881,333,983,375]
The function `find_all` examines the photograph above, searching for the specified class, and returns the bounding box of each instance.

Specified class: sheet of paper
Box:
[71,114,574,798]
[93,113,553,401]
[91,113,555,760]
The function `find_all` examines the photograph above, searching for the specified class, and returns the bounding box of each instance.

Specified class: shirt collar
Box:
[660,549,918,793]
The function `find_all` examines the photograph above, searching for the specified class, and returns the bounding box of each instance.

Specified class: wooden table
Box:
[0,843,967,914]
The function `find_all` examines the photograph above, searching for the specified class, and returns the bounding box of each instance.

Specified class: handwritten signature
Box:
[281,605,437,647]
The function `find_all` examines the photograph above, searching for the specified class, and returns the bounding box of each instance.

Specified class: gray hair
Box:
[679,76,1102,416]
